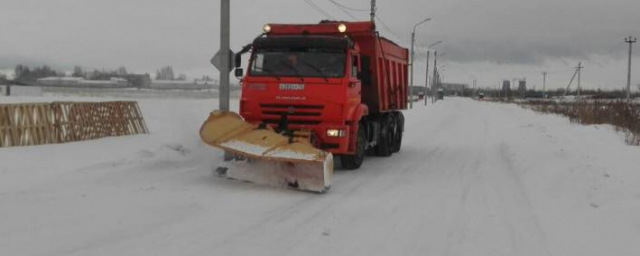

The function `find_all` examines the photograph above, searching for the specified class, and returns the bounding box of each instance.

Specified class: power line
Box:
[306,1,406,46]
[303,0,335,20]
[327,0,359,20]
[375,16,405,42]
[328,0,369,12]
[305,0,334,19]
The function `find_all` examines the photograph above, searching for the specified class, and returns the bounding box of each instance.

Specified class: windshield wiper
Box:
[300,60,329,82]
[279,60,304,82]
[253,66,281,80]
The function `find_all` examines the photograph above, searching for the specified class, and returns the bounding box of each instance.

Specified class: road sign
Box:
[211,49,235,72]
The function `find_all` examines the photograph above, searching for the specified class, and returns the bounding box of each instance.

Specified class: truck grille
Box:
[259,104,324,125]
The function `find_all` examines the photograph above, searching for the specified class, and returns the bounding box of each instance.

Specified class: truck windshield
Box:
[250,49,346,78]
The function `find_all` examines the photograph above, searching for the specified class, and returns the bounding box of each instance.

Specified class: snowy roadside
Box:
[471,100,640,255]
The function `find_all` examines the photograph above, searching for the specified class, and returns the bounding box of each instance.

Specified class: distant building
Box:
[517,80,527,98]
[502,80,511,98]
[87,73,152,88]
[440,83,467,95]
[117,74,151,88]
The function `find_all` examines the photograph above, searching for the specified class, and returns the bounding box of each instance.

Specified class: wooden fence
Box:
[0,101,148,148]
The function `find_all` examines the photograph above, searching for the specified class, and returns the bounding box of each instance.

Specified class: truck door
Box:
[347,53,363,117]
[348,54,362,98]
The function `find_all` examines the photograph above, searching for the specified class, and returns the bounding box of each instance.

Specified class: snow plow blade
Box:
[200,110,333,193]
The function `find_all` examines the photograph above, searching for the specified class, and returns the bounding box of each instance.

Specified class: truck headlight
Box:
[338,23,347,33]
[327,129,346,137]
[263,24,272,33]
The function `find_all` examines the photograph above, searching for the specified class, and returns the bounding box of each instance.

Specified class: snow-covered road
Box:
[2,97,640,256]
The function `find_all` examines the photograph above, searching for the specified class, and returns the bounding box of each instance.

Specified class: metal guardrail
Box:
[0,101,148,148]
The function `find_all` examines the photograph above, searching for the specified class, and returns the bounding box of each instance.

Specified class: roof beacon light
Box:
[263,24,272,33]
[338,23,347,33]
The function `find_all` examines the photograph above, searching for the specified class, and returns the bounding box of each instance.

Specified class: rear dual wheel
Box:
[376,113,404,156]
[391,113,404,153]
[376,117,393,157]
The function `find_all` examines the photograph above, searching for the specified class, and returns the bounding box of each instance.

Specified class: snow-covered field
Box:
[2,95,640,256]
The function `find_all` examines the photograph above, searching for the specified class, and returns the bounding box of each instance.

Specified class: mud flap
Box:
[200,110,333,193]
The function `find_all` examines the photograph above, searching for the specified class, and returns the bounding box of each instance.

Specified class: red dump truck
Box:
[200,21,408,192]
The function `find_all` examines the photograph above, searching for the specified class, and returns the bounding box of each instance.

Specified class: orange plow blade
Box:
[200,110,333,193]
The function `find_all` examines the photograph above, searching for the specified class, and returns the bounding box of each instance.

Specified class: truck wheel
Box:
[392,113,404,153]
[376,116,393,157]
[341,126,366,170]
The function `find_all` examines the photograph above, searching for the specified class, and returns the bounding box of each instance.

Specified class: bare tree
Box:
[155,66,175,80]
[117,66,128,75]
[72,66,85,78]
[15,64,62,81]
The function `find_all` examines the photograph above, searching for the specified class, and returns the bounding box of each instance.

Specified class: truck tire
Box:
[341,125,366,170]
[376,116,393,157]
[391,113,404,153]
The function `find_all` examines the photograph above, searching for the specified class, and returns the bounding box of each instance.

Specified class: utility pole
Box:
[410,32,415,109]
[576,62,583,97]
[219,0,231,161]
[625,36,637,101]
[432,51,438,103]
[425,50,430,106]
[564,63,579,96]
[409,18,431,109]
[424,41,441,105]
[370,0,376,23]
[473,79,477,97]
[542,71,547,98]
[219,0,231,112]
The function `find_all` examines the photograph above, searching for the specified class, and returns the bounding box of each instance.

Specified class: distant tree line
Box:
[0,72,7,83]
[14,65,65,82]
[473,87,640,99]
[198,75,215,83]
[13,64,194,82]
[155,66,187,81]
[73,66,130,80]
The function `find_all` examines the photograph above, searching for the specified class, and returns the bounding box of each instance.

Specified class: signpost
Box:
[213,0,232,161]
[213,0,232,112]
[211,49,235,72]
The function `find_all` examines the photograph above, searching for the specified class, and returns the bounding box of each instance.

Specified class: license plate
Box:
[279,84,305,91]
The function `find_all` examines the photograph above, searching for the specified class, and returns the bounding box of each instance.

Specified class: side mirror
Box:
[234,53,242,68]
[235,68,244,78]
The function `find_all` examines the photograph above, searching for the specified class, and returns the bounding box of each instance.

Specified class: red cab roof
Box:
[268,21,375,36]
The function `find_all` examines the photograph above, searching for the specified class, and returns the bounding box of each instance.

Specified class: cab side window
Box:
[351,56,359,78]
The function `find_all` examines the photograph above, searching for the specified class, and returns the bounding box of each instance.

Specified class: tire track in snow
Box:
[419,101,552,256]
[206,147,446,256]
[487,143,552,256]
[440,115,491,256]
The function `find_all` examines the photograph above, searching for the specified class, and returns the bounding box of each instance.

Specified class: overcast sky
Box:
[1,0,639,89]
